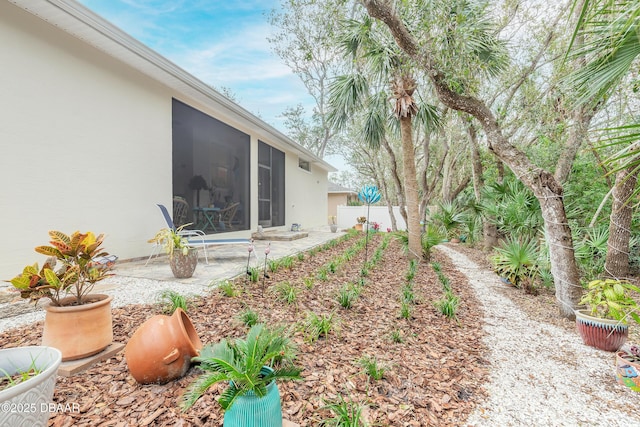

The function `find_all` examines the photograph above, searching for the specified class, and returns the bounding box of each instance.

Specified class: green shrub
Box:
[399,301,412,320]
[218,280,237,297]
[389,329,404,344]
[301,311,338,343]
[435,291,460,320]
[272,281,299,305]
[156,289,190,314]
[320,396,368,427]
[337,285,358,309]
[358,355,386,380]
[237,308,259,327]
[492,237,539,292]
[248,267,260,283]
[303,276,314,289]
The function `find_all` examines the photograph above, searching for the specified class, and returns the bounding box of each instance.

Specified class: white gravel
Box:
[437,245,640,427]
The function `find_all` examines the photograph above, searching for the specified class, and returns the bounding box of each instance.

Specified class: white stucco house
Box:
[0,0,335,278]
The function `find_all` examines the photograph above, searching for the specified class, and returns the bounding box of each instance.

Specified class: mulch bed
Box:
[1,233,490,426]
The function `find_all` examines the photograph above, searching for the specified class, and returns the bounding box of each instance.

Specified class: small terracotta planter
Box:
[615,351,640,391]
[575,309,628,352]
[125,308,202,384]
[42,294,113,361]
[170,249,198,278]
[355,224,363,231]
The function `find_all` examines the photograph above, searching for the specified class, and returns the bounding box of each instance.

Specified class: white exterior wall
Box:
[284,155,328,231]
[0,1,331,279]
[1,2,172,278]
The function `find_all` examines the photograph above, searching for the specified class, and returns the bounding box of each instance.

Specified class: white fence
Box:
[336,205,407,232]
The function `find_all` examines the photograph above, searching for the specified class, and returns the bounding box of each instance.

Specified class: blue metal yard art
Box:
[358,185,381,266]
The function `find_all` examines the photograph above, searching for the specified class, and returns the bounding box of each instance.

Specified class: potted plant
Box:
[148,224,199,278]
[575,278,640,352]
[0,346,62,425]
[7,231,115,361]
[180,323,302,426]
[616,344,640,391]
[355,216,366,232]
[329,216,338,233]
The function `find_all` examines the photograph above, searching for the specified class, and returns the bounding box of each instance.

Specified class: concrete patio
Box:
[0,228,346,332]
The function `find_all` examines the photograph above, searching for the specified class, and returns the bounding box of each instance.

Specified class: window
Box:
[172,99,250,233]
[298,158,311,172]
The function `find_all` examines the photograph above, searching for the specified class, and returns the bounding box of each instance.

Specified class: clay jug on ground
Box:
[125,308,202,384]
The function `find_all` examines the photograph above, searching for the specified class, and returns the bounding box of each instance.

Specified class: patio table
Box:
[193,207,220,233]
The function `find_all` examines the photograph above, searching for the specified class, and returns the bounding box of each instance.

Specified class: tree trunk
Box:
[381,138,408,227]
[605,165,639,278]
[400,116,422,260]
[468,124,499,250]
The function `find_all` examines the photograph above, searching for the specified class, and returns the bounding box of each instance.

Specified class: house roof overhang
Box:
[9,0,337,173]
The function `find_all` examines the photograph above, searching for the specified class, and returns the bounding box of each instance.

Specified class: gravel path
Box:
[437,245,640,427]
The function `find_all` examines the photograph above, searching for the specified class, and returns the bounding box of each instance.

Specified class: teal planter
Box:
[223,367,283,427]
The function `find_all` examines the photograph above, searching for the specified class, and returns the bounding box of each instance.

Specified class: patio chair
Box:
[146,204,209,265]
[172,196,190,228]
[218,202,239,230]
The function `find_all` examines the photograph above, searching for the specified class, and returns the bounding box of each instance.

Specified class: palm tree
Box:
[328,15,437,260]
[180,324,301,411]
[567,0,640,277]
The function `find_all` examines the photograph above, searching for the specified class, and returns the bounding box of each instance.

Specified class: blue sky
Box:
[77,0,315,132]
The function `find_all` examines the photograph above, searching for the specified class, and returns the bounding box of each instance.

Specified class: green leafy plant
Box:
[181,324,302,411]
[579,279,640,324]
[237,308,260,327]
[156,289,190,314]
[358,355,386,380]
[248,267,260,283]
[301,311,338,343]
[320,395,369,426]
[337,285,358,309]
[401,285,416,304]
[148,224,194,258]
[217,280,237,297]
[431,262,442,273]
[7,230,113,306]
[421,224,446,260]
[435,291,460,321]
[399,301,412,320]
[280,256,295,269]
[405,259,418,282]
[297,252,305,261]
[303,276,314,289]
[492,237,539,292]
[272,281,299,305]
[268,259,282,274]
[389,329,404,344]
[0,355,44,391]
[317,268,329,281]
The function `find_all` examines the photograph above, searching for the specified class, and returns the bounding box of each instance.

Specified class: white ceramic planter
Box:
[0,346,62,427]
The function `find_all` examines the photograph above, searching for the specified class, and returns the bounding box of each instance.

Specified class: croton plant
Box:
[8,231,113,306]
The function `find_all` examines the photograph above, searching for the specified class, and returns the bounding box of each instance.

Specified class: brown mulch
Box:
[1,234,490,426]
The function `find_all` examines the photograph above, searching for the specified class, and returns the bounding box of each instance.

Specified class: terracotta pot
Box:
[575,309,628,352]
[355,224,363,231]
[170,248,198,278]
[125,308,202,384]
[42,294,113,361]
[615,351,640,391]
